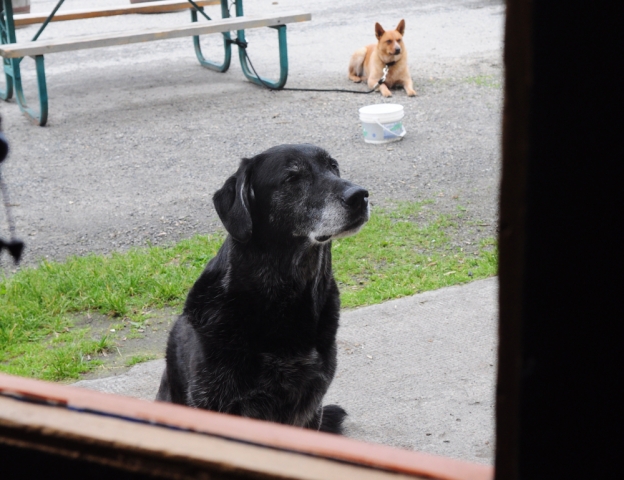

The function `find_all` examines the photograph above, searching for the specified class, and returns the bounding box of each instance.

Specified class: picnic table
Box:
[0,0,311,126]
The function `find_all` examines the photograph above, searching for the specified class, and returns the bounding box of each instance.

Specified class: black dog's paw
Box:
[320,404,347,434]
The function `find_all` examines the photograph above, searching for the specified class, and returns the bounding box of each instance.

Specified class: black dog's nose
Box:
[342,186,369,210]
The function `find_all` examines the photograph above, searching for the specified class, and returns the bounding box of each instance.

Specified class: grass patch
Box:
[1,202,496,381]
[125,354,157,367]
[465,74,502,89]
[334,202,496,307]
[0,235,223,381]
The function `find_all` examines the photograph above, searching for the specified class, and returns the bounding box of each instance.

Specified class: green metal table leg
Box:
[1,0,16,101]
[1,57,14,101]
[237,25,288,89]
[232,0,289,89]
[6,56,48,126]
[190,0,231,73]
[2,1,48,125]
[191,10,232,72]
[14,56,47,126]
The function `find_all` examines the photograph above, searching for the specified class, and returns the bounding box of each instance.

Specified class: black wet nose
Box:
[342,186,369,210]
[394,47,401,55]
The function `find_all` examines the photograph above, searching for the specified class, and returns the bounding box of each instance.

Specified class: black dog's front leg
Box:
[304,407,324,431]
[305,405,347,434]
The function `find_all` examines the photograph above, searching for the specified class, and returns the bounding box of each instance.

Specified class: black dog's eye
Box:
[329,161,340,175]
[283,170,300,184]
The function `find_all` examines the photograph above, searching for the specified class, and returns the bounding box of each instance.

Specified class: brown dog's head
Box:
[375,19,406,58]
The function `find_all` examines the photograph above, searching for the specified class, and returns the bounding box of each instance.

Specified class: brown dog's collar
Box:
[386,61,397,67]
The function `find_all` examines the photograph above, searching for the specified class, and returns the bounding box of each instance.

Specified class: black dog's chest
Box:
[259,348,325,383]
[257,348,329,416]
[195,300,334,415]
[224,292,322,352]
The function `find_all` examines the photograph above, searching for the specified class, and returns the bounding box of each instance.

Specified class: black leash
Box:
[0,132,24,264]
[191,2,391,95]
[227,38,392,95]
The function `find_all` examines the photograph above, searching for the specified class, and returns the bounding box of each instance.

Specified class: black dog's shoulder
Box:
[158,315,199,405]
[183,238,230,325]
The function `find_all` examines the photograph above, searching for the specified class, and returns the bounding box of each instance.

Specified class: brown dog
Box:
[348,19,416,97]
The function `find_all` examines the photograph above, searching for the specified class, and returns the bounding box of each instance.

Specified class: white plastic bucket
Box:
[359,104,406,144]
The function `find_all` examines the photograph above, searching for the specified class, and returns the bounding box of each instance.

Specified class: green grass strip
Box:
[0,202,496,381]
[335,202,497,306]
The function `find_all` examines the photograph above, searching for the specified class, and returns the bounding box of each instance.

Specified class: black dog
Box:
[156,144,369,434]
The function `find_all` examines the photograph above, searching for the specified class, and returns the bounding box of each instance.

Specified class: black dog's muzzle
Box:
[342,186,369,213]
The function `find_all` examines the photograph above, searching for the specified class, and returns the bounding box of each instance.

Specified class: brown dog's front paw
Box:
[406,88,417,97]
[349,75,363,83]
[379,85,392,97]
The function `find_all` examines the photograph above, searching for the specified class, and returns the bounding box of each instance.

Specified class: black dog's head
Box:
[213,144,369,246]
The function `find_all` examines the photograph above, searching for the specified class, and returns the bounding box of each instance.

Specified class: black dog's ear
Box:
[213,161,253,243]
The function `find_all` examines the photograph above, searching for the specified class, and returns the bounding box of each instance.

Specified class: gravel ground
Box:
[1,0,503,268]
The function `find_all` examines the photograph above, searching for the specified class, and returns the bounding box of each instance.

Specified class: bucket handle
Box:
[375,119,406,139]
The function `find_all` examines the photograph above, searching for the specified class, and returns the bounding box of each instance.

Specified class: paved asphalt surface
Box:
[1,0,503,467]
[1,0,503,266]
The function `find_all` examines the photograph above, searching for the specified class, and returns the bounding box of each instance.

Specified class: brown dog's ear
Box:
[396,19,405,36]
[375,22,385,40]
[213,159,253,243]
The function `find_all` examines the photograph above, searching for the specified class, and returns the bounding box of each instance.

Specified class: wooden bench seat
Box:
[0,12,311,58]
[11,0,220,26]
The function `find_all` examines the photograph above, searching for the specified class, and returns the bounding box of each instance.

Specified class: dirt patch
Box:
[73,307,178,380]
